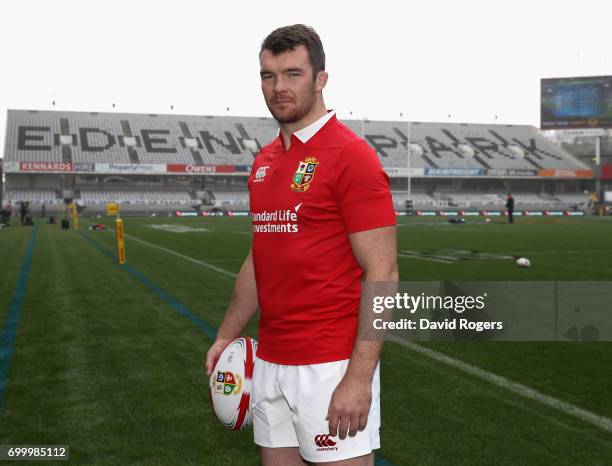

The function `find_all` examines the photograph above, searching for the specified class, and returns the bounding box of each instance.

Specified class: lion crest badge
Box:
[290,156,319,192]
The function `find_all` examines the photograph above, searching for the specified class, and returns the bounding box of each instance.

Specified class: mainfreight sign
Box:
[383,167,425,177]
[424,168,484,176]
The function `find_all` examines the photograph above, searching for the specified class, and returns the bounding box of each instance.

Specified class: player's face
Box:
[260,45,325,124]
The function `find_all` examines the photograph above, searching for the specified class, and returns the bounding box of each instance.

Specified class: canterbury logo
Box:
[254,165,270,182]
[314,434,337,447]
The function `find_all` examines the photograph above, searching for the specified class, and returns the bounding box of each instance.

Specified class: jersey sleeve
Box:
[334,139,396,233]
[247,154,263,190]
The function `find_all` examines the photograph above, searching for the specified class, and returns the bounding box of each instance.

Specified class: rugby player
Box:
[207,24,398,465]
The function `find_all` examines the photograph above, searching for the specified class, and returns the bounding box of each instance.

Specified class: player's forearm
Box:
[344,340,383,383]
[345,267,398,382]
[215,250,258,341]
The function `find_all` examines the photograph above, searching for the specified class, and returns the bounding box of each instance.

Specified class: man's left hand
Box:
[326,374,372,439]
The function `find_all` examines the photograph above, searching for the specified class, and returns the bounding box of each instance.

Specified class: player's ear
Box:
[315,70,328,92]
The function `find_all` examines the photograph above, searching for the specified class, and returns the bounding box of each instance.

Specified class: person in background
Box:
[20,201,29,225]
[3,200,14,225]
[506,193,514,224]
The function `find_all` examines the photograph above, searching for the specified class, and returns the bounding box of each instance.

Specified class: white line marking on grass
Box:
[388,334,612,434]
[505,250,612,255]
[397,252,453,264]
[201,258,244,263]
[233,231,252,236]
[397,222,455,227]
[149,224,210,233]
[82,219,240,279]
[123,233,238,280]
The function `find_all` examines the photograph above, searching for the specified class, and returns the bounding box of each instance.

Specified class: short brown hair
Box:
[260,24,325,76]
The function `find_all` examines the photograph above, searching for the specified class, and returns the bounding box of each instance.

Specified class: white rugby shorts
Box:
[251,358,381,463]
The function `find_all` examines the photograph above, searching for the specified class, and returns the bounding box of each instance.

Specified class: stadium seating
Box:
[2,111,593,213]
[447,192,506,207]
[211,191,249,210]
[4,110,588,171]
[510,193,546,205]
[552,193,590,206]
[4,111,64,163]
[79,190,193,204]
[70,115,132,163]
[5,189,59,203]
[548,133,612,167]
[391,191,436,207]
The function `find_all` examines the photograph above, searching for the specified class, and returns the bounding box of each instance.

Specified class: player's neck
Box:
[279,101,328,150]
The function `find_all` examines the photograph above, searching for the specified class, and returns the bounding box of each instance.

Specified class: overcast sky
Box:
[1,0,610,156]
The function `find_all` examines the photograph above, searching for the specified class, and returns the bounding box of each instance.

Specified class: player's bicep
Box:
[348,226,398,280]
[335,140,396,234]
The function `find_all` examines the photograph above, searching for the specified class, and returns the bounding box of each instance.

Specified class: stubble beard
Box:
[268,86,317,124]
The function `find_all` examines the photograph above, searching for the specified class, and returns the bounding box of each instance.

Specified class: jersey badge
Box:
[290,156,318,192]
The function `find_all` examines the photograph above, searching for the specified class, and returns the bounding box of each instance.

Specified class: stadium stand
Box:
[546,133,612,168]
[79,190,193,205]
[5,189,61,204]
[5,111,64,163]
[392,191,436,208]
[4,110,588,170]
[71,115,131,164]
[5,189,58,203]
[344,121,588,171]
[552,193,590,207]
[447,192,506,207]
[2,110,595,214]
[211,191,249,204]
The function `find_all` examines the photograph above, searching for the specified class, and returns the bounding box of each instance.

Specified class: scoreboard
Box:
[541,75,612,130]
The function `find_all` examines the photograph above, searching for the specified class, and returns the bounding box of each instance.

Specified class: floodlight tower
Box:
[407,118,412,200]
[401,112,411,201]
[595,133,601,195]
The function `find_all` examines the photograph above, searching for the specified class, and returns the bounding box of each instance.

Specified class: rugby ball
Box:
[209,337,257,430]
[516,257,531,268]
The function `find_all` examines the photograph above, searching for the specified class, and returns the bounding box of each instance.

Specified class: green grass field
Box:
[1,215,611,465]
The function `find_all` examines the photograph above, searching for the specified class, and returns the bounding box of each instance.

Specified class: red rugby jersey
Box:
[248,112,395,365]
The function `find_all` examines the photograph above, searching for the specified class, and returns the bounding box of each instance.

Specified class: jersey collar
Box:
[293,110,336,144]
